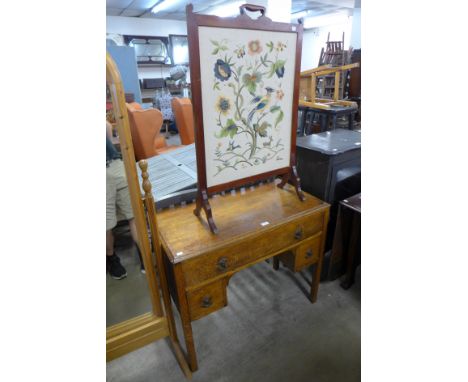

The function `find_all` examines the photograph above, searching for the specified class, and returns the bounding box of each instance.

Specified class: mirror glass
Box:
[106,84,152,326]
[170,35,189,65]
[125,35,170,65]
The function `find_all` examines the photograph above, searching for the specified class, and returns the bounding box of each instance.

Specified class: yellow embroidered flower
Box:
[216,96,231,115]
[248,40,263,55]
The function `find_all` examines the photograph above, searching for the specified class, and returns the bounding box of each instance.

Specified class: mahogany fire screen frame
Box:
[187,3,304,233]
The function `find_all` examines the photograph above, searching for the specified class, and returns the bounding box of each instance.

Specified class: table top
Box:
[300,105,358,114]
[297,128,361,155]
[340,193,361,213]
[137,144,197,202]
[157,180,329,263]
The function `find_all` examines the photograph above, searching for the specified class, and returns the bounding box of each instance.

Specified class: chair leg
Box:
[320,114,327,132]
[331,114,337,131]
[165,121,170,138]
[348,113,354,130]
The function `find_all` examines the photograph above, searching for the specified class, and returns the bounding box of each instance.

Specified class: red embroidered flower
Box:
[248,40,263,55]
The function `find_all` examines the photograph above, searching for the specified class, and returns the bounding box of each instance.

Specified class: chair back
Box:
[171,98,195,145]
[126,104,164,160]
[126,102,143,111]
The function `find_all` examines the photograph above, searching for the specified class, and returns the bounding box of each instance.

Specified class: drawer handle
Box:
[294,227,303,240]
[305,250,313,259]
[201,296,213,308]
[217,257,229,271]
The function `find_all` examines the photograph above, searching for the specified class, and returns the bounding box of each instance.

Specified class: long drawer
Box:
[182,209,326,288]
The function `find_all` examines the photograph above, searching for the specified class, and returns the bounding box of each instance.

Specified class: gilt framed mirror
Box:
[105,53,190,377]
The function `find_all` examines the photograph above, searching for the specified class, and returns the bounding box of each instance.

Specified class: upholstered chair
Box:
[125,103,178,160]
[171,98,195,145]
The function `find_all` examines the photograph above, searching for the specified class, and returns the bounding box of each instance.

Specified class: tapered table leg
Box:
[273,256,279,270]
[173,265,199,371]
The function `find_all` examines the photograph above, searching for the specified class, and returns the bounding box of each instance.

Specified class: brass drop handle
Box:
[294,227,303,240]
[305,250,313,259]
[217,257,228,271]
[201,296,213,308]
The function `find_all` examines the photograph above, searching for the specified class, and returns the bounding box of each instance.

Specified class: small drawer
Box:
[186,279,227,321]
[295,234,321,269]
[278,233,322,272]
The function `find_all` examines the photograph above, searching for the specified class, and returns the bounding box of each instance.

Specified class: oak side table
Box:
[157,181,329,371]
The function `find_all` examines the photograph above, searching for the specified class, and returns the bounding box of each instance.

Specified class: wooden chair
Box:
[171,97,195,145]
[125,103,179,160]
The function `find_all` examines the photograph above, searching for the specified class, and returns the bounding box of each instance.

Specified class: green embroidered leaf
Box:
[226,119,238,138]
[247,81,256,94]
[228,127,238,138]
[267,63,276,78]
[274,110,284,129]
[257,121,271,137]
[239,94,244,108]
[270,105,281,113]
[212,47,219,55]
[237,65,243,76]
[276,59,286,67]
[210,39,219,46]
[215,128,229,138]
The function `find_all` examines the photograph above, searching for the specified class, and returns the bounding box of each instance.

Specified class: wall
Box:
[350,8,361,49]
[107,45,142,103]
[106,16,187,80]
[301,20,353,71]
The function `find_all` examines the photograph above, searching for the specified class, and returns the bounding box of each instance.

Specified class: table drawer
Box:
[186,279,227,321]
[182,210,325,288]
[278,232,322,272]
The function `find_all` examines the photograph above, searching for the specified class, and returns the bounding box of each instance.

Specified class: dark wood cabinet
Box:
[296,129,361,278]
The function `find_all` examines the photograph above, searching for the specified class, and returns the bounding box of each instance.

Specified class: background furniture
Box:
[171,97,195,145]
[348,49,361,123]
[299,63,359,111]
[330,193,361,289]
[123,35,171,66]
[137,144,197,209]
[299,104,357,134]
[126,102,179,160]
[296,129,361,278]
[159,181,329,371]
[154,88,174,138]
[318,32,352,67]
[317,32,353,100]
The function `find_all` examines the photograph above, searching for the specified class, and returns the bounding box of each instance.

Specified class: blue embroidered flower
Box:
[214,59,232,82]
[275,64,285,78]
